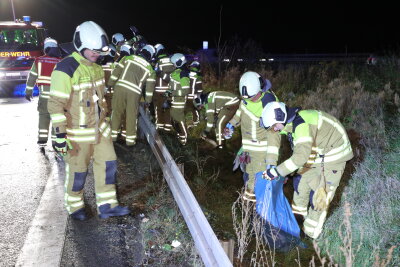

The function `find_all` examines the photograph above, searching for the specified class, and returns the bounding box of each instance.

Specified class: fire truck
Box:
[0,16,47,96]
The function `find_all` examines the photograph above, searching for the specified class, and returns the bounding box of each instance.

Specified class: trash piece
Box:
[162,244,172,251]
[142,217,149,223]
[139,213,145,217]
[171,240,181,248]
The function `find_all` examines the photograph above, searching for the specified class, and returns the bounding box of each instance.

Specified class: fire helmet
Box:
[111,33,125,46]
[260,101,287,129]
[73,21,110,55]
[170,53,186,68]
[239,71,265,99]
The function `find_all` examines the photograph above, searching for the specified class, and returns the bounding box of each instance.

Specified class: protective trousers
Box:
[184,98,200,127]
[170,96,187,145]
[37,95,54,144]
[292,162,346,239]
[243,150,268,201]
[153,91,172,132]
[64,136,119,214]
[215,104,239,146]
[111,87,140,146]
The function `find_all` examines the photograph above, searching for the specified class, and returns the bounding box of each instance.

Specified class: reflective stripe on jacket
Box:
[26,55,61,97]
[229,91,281,165]
[205,91,239,131]
[108,54,156,102]
[276,110,354,176]
[48,52,110,144]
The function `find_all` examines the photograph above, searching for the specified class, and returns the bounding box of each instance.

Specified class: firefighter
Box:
[25,37,62,150]
[260,101,354,239]
[152,43,175,132]
[111,33,126,53]
[100,43,117,115]
[48,21,130,220]
[166,53,190,145]
[185,61,203,127]
[194,91,240,148]
[127,25,146,54]
[224,71,281,202]
[108,44,156,146]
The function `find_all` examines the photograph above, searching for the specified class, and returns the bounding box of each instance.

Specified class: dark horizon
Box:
[1,0,399,55]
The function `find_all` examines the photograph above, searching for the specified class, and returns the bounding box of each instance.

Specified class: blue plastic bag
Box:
[254,171,305,252]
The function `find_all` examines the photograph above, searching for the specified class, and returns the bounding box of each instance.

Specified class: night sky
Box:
[1,0,398,55]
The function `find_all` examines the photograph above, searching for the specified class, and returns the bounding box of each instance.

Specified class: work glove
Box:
[239,152,251,164]
[25,91,33,101]
[262,166,279,180]
[200,130,209,139]
[54,133,73,156]
[313,187,328,211]
[163,90,172,97]
[223,123,234,139]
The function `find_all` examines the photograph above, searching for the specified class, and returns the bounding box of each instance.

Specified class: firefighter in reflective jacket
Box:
[153,43,175,132]
[48,21,130,220]
[108,45,156,146]
[185,61,203,127]
[167,53,191,145]
[25,37,62,148]
[225,71,281,202]
[261,101,353,239]
[194,91,240,148]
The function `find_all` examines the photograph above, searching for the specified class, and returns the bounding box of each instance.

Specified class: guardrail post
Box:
[219,239,235,263]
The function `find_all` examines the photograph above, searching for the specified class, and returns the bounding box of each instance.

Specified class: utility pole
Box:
[10,0,16,21]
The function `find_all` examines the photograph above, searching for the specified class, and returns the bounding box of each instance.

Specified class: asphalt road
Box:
[0,97,156,266]
[0,97,57,266]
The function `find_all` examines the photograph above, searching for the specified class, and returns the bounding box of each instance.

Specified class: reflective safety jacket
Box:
[48,52,110,144]
[205,91,239,131]
[276,110,354,177]
[188,67,203,99]
[229,91,281,165]
[169,68,190,110]
[26,55,62,99]
[108,54,156,102]
[154,54,175,93]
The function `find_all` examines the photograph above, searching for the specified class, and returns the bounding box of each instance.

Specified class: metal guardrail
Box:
[138,106,233,267]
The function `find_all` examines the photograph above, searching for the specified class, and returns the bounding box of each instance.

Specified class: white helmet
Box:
[138,44,155,61]
[239,71,264,98]
[111,33,125,46]
[170,53,186,68]
[120,44,134,55]
[73,21,110,55]
[44,37,58,50]
[189,61,200,69]
[108,43,117,57]
[261,102,287,129]
[154,43,165,56]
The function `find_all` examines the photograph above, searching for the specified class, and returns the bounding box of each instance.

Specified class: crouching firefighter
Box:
[25,37,62,150]
[194,91,240,148]
[260,101,353,239]
[225,71,281,202]
[48,21,130,220]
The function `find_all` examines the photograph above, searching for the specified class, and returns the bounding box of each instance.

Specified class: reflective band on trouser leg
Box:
[125,92,140,146]
[64,145,92,214]
[216,115,226,146]
[93,136,119,211]
[110,87,128,141]
[244,151,267,193]
[292,167,317,217]
[38,100,51,142]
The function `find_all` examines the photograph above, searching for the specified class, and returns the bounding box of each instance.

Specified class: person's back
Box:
[108,45,156,146]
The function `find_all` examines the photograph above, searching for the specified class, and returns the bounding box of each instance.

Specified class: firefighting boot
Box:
[70,208,88,221]
[98,204,131,219]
